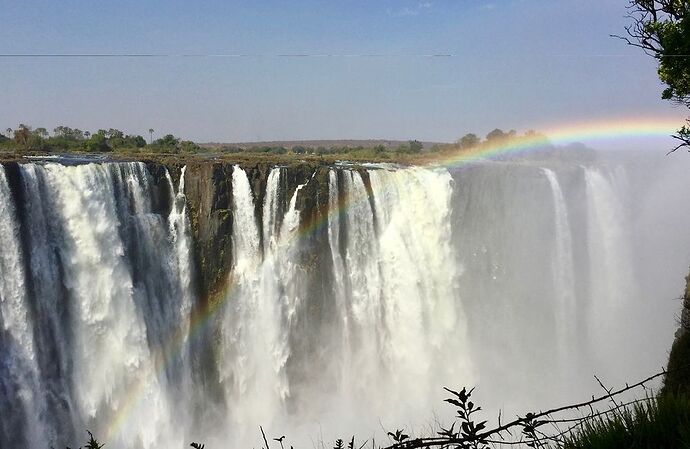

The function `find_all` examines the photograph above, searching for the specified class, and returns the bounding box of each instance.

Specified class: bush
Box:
[563,393,690,449]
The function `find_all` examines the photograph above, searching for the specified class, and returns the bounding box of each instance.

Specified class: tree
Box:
[616,1,690,151]
[107,128,124,139]
[408,140,423,153]
[14,124,31,147]
[485,128,507,141]
[132,135,146,148]
[148,128,154,144]
[457,133,480,149]
[85,133,110,152]
[151,134,180,153]
[180,140,201,153]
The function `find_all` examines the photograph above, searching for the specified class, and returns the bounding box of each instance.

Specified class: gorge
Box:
[1,151,689,448]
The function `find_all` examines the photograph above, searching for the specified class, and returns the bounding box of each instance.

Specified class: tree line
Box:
[0,124,201,154]
[0,123,545,158]
[0,125,430,158]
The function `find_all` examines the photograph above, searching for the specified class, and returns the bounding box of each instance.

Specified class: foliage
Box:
[84,132,110,152]
[562,393,690,449]
[50,369,690,449]
[408,140,423,153]
[617,1,690,151]
[61,430,104,449]
[180,140,202,153]
[150,134,181,153]
[485,128,516,142]
[438,386,489,449]
[457,133,480,149]
[664,331,690,396]
[0,124,186,154]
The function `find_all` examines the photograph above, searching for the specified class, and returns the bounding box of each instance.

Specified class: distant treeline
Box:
[0,124,546,157]
[219,140,424,158]
[0,124,200,154]
[443,128,548,152]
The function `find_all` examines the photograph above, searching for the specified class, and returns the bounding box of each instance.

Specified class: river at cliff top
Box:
[1,148,689,448]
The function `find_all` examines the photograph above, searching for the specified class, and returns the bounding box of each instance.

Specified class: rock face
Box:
[179,161,329,302]
[664,272,690,394]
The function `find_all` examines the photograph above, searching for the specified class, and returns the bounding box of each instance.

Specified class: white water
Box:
[0,166,46,448]
[218,166,290,441]
[584,167,635,371]
[1,155,690,448]
[542,168,577,376]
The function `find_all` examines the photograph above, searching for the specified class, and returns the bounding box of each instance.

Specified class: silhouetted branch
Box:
[261,426,271,449]
[383,369,670,449]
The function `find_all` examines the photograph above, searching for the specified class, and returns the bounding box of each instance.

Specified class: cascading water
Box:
[542,168,577,377]
[1,153,690,449]
[0,162,193,448]
[218,166,290,438]
[0,166,47,449]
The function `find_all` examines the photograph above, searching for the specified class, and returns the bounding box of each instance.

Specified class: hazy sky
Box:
[0,0,687,146]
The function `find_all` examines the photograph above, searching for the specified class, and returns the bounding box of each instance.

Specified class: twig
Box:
[261,426,271,449]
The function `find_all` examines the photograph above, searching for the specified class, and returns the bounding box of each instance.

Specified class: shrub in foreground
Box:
[563,393,690,449]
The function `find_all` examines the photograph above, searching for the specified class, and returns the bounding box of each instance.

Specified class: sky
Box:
[0,0,687,148]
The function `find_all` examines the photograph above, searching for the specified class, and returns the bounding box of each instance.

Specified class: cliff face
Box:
[664,272,690,394]
[177,161,333,302]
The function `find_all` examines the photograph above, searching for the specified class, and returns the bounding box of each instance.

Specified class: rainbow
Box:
[428,116,684,169]
[103,115,684,440]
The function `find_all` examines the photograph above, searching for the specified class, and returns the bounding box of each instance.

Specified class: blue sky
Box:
[0,0,686,145]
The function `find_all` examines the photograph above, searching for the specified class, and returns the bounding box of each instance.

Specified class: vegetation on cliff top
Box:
[0,123,550,166]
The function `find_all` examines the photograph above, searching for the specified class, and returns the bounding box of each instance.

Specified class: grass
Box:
[562,393,690,449]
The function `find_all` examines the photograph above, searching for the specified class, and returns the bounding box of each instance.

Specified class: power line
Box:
[0,53,453,58]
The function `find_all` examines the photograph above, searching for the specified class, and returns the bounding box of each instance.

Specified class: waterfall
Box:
[0,166,47,448]
[368,167,470,409]
[583,166,634,372]
[0,162,195,448]
[218,166,290,438]
[262,167,282,252]
[1,156,689,448]
[327,170,349,390]
[542,168,576,375]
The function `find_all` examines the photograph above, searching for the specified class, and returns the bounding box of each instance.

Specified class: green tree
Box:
[617,1,690,150]
[292,145,307,154]
[107,128,123,139]
[148,128,154,144]
[373,144,386,154]
[85,133,110,152]
[457,133,480,149]
[132,135,147,148]
[14,124,31,147]
[180,140,201,153]
[151,134,180,153]
[486,128,507,142]
[408,140,423,153]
